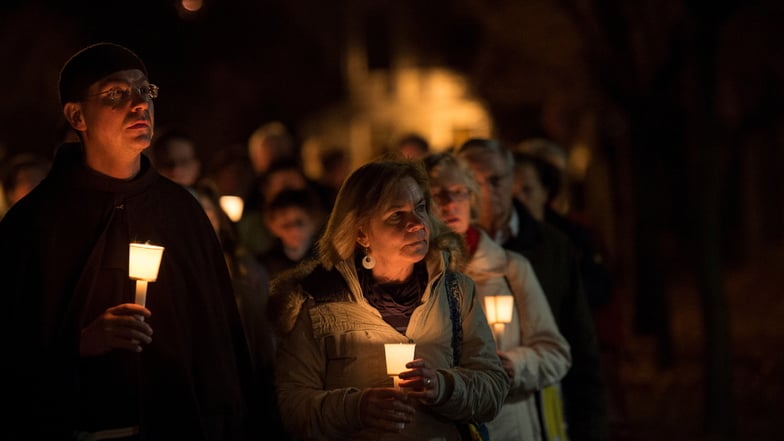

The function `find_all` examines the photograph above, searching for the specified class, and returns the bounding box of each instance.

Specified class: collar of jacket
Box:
[268,246,455,339]
[506,198,543,250]
[47,142,158,196]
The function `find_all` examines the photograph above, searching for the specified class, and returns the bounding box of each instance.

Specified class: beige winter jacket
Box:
[464,228,572,441]
[267,248,509,441]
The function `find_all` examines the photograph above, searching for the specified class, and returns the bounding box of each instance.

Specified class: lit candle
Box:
[384,343,416,389]
[129,242,165,319]
[484,295,514,349]
[219,195,244,222]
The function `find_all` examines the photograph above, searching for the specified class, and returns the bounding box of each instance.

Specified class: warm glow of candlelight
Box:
[384,343,416,378]
[181,0,203,12]
[129,243,165,282]
[219,195,244,222]
[129,242,165,318]
[484,295,514,324]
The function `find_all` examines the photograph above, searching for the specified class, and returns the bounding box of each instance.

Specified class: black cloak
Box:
[0,143,265,440]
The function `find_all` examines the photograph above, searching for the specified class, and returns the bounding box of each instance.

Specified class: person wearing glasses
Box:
[423,151,571,441]
[0,43,281,440]
[457,138,608,441]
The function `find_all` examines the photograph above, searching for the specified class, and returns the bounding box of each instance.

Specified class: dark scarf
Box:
[358,256,428,334]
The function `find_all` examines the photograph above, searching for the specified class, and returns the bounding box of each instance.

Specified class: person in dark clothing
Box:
[191,180,274,362]
[458,138,608,441]
[512,150,613,309]
[0,152,50,218]
[514,140,626,434]
[0,42,282,440]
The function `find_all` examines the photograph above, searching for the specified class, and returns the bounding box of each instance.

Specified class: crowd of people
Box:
[0,42,621,441]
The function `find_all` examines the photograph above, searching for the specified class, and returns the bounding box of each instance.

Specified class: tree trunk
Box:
[688,4,736,438]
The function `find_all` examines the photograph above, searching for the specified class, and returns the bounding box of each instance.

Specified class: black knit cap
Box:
[58,42,147,106]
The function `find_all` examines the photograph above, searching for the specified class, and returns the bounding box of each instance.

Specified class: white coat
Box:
[464,228,572,441]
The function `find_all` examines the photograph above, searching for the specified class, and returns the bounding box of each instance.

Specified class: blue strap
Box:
[444,271,490,441]
[444,271,462,365]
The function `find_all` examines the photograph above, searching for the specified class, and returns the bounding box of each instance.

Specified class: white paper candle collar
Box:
[484,295,514,324]
[129,242,165,314]
[384,343,416,389]
[129,242,165,282]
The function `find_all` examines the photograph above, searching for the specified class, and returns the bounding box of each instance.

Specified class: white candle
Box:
[384,343,416,389]
[219,195,244,222]
[493,322,506,350]
[135,280,148,307]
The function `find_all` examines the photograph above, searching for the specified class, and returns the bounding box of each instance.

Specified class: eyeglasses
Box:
[432,188,470,204]
[87,84,159,105]
[479,172,511,189]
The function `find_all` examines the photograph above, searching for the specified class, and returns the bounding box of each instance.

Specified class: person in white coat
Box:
[424,151,572,441]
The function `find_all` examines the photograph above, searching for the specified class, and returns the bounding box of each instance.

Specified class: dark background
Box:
[2,1,783,440]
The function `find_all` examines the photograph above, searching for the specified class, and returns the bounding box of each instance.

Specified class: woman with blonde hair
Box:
[267,157,508,440]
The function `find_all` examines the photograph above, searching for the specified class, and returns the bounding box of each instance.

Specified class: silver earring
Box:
[362,248,376,269]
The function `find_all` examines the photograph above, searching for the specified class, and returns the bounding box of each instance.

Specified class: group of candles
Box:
[384,295,514,388]
[129,239,514,383]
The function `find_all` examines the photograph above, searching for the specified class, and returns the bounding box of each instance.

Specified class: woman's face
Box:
[428,164,472,235]
[358,176,431,279]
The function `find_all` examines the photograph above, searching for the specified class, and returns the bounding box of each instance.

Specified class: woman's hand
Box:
[359,387,416,432]
[80,303,153,356]
[398,358,440,404]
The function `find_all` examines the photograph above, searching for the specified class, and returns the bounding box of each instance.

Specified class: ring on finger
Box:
[425,377,432,386]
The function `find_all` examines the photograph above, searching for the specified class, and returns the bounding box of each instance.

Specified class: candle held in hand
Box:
[129,242,165,318]
[384,343,416,389]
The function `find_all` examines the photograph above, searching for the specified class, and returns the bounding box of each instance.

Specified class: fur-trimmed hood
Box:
[266,258,351,340]
[266,230,465,340]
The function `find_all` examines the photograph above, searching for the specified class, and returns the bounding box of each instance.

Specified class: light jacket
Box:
[268,247,509,441]
[465,228,572,441]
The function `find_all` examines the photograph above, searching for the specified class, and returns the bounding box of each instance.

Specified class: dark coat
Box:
[0,143,272,440]
[545,207,612,309]
[503,199,608,441]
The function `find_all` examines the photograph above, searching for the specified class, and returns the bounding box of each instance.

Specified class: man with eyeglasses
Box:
[458,138,609,441]
[0,43,282,440]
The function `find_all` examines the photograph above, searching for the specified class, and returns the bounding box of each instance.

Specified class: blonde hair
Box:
[317,156,464,270]
[422,151,481,223]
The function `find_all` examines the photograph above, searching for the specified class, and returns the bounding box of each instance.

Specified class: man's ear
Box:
[64,103,86,131]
